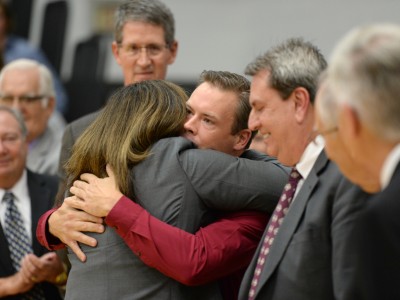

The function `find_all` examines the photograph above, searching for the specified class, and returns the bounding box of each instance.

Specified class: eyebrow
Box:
[186,103,218,122]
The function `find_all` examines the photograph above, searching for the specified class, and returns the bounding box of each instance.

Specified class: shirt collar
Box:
[380,143,400,190]
[296,135,325,180]
[1,169,29,203]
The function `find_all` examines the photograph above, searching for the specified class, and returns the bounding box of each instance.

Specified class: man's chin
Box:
[134,73,155,82]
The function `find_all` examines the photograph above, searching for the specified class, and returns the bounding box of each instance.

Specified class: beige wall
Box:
[29,0,400,83]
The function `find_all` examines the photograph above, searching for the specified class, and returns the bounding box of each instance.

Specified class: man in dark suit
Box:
[319,23,400,299]
[238,38,369,300]
[0,106,65,299]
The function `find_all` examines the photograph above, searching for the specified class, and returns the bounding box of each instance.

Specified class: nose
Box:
[183,115,196,135]
[0,140,7,153]
[6,98,23,111]
[136,49,151,67]
[248,109,260,131]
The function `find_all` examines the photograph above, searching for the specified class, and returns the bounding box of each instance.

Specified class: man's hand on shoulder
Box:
[48,200,104,262]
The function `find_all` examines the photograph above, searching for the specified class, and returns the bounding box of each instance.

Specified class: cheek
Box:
[153,61,168,74]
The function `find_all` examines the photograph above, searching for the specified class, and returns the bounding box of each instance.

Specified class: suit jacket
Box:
[239,151,369,300]
[65,137,288,300]
[58,112,98,181]
[0,170,62,300]
[343,162,400,300]
[54,112,98,206]
[27,125,63,176]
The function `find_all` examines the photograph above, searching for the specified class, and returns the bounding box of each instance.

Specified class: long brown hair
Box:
[65,80,188,196]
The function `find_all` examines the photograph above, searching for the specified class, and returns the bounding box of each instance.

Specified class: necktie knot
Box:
[289,168,302,183]
[2,191,15,204]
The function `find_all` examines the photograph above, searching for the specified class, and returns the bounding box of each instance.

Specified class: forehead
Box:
[0,111,21,134]
[121,21,166,44]
[188,82,237,113]
[249,70,279,105]
[1,68,39,92]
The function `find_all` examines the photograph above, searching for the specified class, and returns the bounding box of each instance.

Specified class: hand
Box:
[69,164,123,217]
[19,253,64,284]
[48,200,104,262]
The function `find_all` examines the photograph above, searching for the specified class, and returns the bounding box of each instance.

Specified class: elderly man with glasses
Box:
[0,59,64,176]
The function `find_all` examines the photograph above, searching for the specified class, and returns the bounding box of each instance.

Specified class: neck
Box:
[0,178,17,190]
[356,132,398,187]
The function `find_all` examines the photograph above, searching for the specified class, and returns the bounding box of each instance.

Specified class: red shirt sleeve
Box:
[105,196,268,286]
[36,208,66,250]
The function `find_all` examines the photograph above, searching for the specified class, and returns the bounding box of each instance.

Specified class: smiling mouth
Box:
[262,133,271,139]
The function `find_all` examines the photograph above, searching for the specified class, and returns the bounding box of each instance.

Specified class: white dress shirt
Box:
[294,135,325,200]
[380,143,400,190]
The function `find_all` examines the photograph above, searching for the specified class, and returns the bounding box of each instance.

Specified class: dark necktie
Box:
[248,168,302,300]
[3,191,46,300]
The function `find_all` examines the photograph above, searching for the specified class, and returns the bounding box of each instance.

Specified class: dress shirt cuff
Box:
[105,195,144,235]
[36,208,65,250]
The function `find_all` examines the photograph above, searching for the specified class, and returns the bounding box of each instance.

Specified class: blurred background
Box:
[6,0,400,121]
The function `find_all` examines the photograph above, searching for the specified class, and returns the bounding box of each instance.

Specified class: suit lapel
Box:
[0,224,15,273]
[255,151,329,297]
[27,170,51,255]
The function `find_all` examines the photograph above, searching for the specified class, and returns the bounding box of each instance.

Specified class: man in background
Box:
[0,59,64,176]
[58,0,178,185]
[319,23,400,299]
[0,106,65,299]
[0,0,68,115]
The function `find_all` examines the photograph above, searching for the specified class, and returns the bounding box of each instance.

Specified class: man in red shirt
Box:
[37,71,288,299]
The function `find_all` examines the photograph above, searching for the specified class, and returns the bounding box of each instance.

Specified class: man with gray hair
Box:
[0,59,65,175]
[57,0,178,186]
[319,23,400,299]
[0,106,65,299]
[238,38,369,300]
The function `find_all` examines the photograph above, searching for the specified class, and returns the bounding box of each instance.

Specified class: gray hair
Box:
[0,59,55,107]
[316,71,338,129]
[0,105,28,139]
[114,0,175,47]
[245,37,327,103]
[327,23,400,141]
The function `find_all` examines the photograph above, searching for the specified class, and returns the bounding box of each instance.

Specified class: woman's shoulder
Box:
[153,136,197,152]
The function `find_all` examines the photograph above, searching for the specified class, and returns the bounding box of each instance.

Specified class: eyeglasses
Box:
[0,134,22,147]
[118,43,169,57]
[0,95,47,105]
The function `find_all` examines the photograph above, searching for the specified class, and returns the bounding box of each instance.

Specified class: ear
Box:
[167,40,178,65]
[233,129,252,151]
[341,103,361,138]
[292,87,310,124]
[46,96,56,113]
[112,41,122,66]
